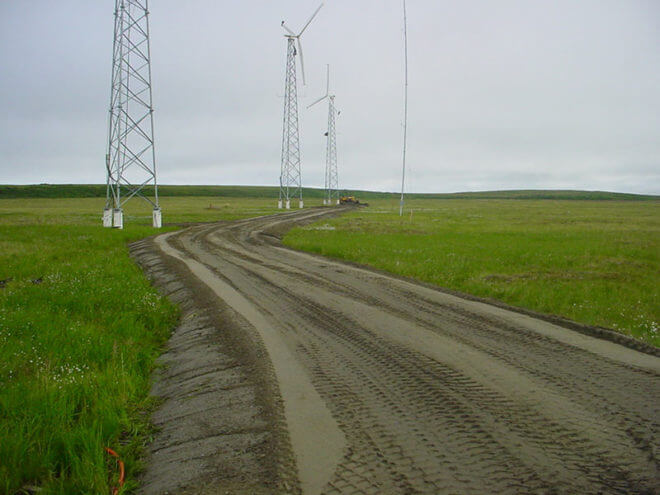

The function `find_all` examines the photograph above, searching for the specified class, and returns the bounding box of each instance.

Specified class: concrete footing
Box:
[103,208,113,227]
[112,209,123,229]
[153,208,162,228]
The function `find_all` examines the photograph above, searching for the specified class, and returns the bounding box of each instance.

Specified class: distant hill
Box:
[0,184,657,201]
[410,190,660,201]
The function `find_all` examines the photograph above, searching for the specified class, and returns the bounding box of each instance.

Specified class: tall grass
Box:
[284,199,660,346]
[0,224,175,494]
[0,197,279,494]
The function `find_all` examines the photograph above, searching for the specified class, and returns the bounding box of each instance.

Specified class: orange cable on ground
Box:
[104,447,125,495]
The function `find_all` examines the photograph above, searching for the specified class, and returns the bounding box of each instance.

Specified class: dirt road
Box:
[133,208,659,494]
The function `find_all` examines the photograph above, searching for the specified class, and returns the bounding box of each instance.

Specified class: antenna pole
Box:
[399,0,409,217]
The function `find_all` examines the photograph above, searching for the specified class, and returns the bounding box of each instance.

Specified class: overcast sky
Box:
[0,0,658,194]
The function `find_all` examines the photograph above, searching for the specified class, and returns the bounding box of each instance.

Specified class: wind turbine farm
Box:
[0,2,658,494]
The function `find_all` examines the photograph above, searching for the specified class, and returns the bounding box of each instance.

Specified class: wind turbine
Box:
[278,3,324,209]
[308,64,339,205]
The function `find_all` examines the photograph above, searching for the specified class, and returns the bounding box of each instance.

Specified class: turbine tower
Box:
[279,3,324,209]
[308,65,339,205]
[103,0,161,229]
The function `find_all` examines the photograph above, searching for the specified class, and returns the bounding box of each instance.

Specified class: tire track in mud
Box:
[144,208,659,494]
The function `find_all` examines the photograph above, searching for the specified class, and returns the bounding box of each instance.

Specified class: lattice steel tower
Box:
[309,65,339,205]
[279,3,323,209]
[103,0,161,229]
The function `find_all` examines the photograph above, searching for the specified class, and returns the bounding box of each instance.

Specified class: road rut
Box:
[139,208,659,494]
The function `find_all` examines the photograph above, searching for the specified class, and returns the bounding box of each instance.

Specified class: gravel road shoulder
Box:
[130,236,300,494]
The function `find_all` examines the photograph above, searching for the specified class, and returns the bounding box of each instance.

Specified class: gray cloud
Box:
[1,0,658,194]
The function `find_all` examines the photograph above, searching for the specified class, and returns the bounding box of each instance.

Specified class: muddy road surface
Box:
[133,208,659,494]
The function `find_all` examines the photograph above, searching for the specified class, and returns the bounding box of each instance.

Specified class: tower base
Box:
[152,208,162,228]
[103,208,113,227]
[112,209,123,229]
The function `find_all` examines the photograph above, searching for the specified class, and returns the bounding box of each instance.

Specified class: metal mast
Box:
[104,0,161,229]
[399,0,409,217]
[309,65,339,205]
[279,3,324,209]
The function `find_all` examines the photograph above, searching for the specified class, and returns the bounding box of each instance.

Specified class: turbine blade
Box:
[307,95,327,108]
[297,38,306,85]
[281,22,295,36]
[326,64,330,96]
[298,2,324,36]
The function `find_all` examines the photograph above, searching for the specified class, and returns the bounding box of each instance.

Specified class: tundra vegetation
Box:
[0,197,278,494]
[285,198,659,346]
[0,191,657,493]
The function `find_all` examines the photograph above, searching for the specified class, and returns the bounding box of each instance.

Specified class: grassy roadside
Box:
[0,197,278,494]
[284,199,659,346]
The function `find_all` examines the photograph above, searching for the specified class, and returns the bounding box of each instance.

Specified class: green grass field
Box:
[284,198,660,346]
[1,191,658,493]
[0,197,279,494]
